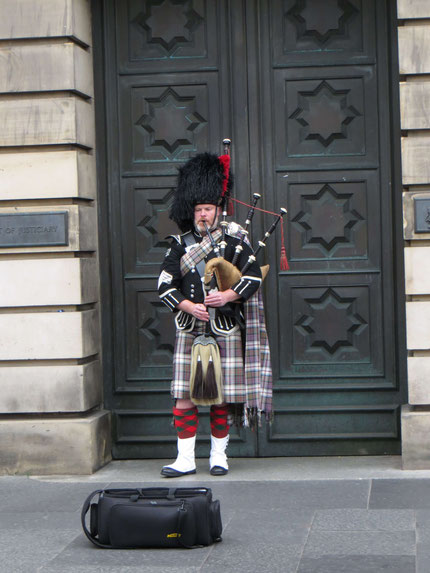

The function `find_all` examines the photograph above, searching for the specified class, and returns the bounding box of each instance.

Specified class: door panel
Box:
[116,0,219,74]
[283,278,381,373]
[254,0,403,455]
[100,0,404,458]
[286,172,378,268]
[274,68,378,169]
[271,0,376,67]
[105,0,255,458]
[119,73,220,175]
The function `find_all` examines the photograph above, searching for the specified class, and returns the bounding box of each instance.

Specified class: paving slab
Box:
[0,479,109,513]
[417,527,430,555]
[0,528,77,573]
[43,534,213,571]
[312,508,416,531]
[369,478,430,509]
[303,529,416,557]
[191,480,370,511]
[203,537,302,573]
[39,568,200,573]
[417,554,430,573]
[297,555,416,573]
[0,511,78,531]
[417,509,430,528]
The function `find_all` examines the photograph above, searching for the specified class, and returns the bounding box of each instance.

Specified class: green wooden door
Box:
[96,0,405,459]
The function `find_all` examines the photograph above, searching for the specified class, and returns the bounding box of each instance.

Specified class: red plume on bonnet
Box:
[218,154,230,195]
[218,154,233,215]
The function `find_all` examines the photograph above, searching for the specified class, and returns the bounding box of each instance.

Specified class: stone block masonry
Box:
[398,1,430,469]
[0,0,110,475]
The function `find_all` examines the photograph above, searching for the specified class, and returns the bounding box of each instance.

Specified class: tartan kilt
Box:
[172,321,245,403]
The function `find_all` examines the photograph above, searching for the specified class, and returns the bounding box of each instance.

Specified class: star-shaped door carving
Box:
[289,81,361,148]
[139,300,175,363]
[136,189,174,253]
[295,288,367,357]
[135,0,203,55]
[136,87,206,159]
[287,0,358,45]
[292,184,364,254]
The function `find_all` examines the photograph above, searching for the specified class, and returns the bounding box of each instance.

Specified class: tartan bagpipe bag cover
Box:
[81,487,222,549]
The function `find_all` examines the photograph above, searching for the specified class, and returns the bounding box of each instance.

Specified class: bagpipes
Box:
[189,139,287,406]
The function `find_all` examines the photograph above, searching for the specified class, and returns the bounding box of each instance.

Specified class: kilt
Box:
[172,321,245,403]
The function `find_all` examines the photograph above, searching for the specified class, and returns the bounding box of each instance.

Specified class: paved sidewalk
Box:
[1,456,430,572]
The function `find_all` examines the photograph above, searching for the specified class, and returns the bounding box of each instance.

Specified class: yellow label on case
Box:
[167,533,182,538]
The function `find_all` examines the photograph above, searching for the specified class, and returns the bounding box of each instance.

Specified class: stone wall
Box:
[397,0,430,468]
[0,0,111,474]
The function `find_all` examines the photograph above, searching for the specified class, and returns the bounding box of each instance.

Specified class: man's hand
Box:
[205,289,240,307]
[191,303,210,322]
[177,299,209,321]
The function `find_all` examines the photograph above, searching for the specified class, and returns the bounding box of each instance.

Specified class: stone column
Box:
[0,0,111,474]
[397,0,430,468]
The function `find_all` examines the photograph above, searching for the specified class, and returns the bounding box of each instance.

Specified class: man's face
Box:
[194,204,220,233]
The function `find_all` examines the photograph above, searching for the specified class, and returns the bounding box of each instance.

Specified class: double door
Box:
[100,0,405,458]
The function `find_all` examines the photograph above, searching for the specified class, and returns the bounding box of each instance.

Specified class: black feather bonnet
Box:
[169,152,233,232]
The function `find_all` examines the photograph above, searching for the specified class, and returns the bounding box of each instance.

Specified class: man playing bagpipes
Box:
[158,145,280,477]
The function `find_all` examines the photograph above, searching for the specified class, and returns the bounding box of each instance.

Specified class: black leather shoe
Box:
[160,467,196,478]
[210,465,228,476]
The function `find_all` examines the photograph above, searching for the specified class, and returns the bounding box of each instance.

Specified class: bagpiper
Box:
[158,143,274,477]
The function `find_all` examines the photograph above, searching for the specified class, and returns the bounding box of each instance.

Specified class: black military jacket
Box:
[158,227,262,335]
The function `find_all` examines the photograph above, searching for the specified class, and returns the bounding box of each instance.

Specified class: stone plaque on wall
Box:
[414,197,430,233]
[0,212,68,247]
